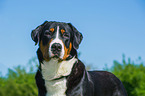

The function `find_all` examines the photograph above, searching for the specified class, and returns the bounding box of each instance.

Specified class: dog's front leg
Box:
[35,70,47,96]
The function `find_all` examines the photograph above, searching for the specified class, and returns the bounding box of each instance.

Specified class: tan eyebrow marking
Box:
[61,29,65,34]
[50,28,54,32]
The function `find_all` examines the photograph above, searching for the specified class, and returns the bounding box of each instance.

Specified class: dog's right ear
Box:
[31,21,48,45]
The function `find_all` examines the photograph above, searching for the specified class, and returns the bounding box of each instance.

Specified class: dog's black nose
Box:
[51,43,62,54]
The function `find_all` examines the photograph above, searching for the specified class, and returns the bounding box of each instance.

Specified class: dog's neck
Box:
[41,57,77,80]
[40,57,77,96]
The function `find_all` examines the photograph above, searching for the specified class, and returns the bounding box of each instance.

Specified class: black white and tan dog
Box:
[31,21,127,96]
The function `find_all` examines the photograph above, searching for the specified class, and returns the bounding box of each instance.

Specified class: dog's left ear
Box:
[31,21,48,45]
[68,23,83,49]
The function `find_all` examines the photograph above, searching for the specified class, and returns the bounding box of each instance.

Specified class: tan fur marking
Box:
[63,42,72,60]
[40,39,53,61]
[50,28,54,32]
[61,29,65,34]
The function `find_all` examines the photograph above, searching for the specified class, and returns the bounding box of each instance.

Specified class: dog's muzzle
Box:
[51,43,62,57]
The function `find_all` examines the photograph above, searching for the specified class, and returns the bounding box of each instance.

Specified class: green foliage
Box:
[0,58,38,96]
[111,56,145,96]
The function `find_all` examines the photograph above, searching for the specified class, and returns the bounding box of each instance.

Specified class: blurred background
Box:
[0,0,145,96]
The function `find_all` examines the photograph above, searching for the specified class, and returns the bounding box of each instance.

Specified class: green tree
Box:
[111,56,145,96]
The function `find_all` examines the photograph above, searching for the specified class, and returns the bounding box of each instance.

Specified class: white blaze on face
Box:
[49,26,64,59]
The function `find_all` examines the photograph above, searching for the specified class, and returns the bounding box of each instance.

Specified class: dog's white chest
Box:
[45,78,67,96]
[41,57,77,96]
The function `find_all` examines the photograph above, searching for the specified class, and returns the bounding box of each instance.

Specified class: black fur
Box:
[35,70,46,96]
[31,21,48,45]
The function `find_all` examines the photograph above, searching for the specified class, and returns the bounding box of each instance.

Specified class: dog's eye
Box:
[63,32,69,38]
[45,30,52,36]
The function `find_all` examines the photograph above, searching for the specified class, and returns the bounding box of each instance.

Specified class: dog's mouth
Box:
[50,54,63,62]
[52,54,60,58]
[50,51,62,61]
[51,50,61,58]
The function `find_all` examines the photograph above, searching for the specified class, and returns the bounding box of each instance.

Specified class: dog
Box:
[31,21,127,96]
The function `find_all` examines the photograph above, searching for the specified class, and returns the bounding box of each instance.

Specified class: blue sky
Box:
[0,0,145,76]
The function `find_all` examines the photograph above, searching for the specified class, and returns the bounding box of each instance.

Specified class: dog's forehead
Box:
[44,22,72,32]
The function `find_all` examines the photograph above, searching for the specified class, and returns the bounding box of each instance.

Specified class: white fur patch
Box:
[41,57,77,96]
[45,78,67,96]
[49,26,64,59]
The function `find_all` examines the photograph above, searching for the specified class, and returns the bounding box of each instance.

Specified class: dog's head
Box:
[31,21,83,62]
